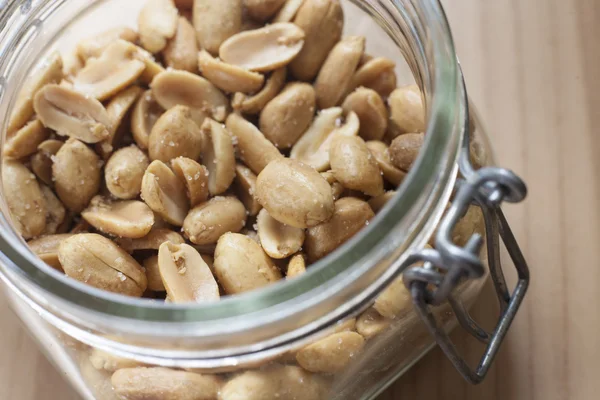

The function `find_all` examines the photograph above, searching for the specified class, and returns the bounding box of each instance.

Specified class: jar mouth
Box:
[0,0,465,352]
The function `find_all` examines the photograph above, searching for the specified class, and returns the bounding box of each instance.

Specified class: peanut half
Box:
[232,68,286,114]
[183,196,247,245]
[30,139,63,186]
[200,118,236,195]
[193,0,243,54]
[117,228,185,253]
[273,0,305,22]
[245,0,287,21]
[28,233,74,271]
[76,27,138,60]
[141,160,190,226]
[171,157,210,207]
[373,275,412,319]
[148,105,204,162]
[131,90,164,149]
[81,196,155,239]
[233,163,262,216]
[296,331,365,373]
[349,56,397,98]
[138,0,179,53]
[286,253,306,279]
[40,184,66,235]
[256,208,305,259]
[342,87,388,141]
[4,119,50,159]
[365,141,406,186]
[388,132,425,172]
[104,145,150,200]
[198,50,265,94]
[387,85,426,138]
[163,16,198,72]
[143,254,165,292]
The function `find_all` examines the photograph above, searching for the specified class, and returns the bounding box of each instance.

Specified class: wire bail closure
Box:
[402,65,530,384]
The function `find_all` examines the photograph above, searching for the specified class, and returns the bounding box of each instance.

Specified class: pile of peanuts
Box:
[2,0,484,398]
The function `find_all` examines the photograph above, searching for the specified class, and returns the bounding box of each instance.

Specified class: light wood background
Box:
[1,0,598,399]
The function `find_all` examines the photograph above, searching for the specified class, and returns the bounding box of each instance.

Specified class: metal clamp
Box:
[402,66,530,384]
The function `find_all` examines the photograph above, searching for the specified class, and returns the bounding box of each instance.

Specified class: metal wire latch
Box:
[402,68,530,384]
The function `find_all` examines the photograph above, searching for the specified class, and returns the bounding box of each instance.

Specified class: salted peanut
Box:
[79,355,120,400]
[314,36,365,109]
[58,233,147,296]
[348,57,397,98]
[117,228,185,253]
[451,205,485,247]
[200,118,236,195]
[232,68,286,114]
[193,0,242,54]
[98,86,143,158]
[40,185,66,235]
[72,40,145,101]
[171,157,209,206]
[214,233,282,294]
[62,50,84,78]
[138,0,178,53]
[158,242,220,303]
[244,0,286,20]
[198,50,264,94]
[290,108,359,171]
[321,171,344,200]
[34,84,111,144]
[342,87,388,141]
[286,253,306,279]
[387,85,426,138]
[183,196,247,245]
[104,146,149,200]
[89,349,142,373]
[52,139,101,212]
[148,105,204,162]
[30,139,63,186]
[356,307,391,339]
[256,158,334,228]
[329,135,384,196]
[142,255,164,291]
[273,0,304,22]
[4,119,50,159]
[28,234,73,271]
[259,83,315,149]
[290,0,343,81]
[81,196,154,238]
[365,141,405,186]
[368,191,396,213]
[141,160,189,226]
[8,52,63,135]
[296,331,364,373]
[76,27,139,60]
[163,17,198,72]
[305,197,374,261]
[225,113,282,174]
[388,132,425,172]
[219,23,305,72]
[151,70,229,122]
[374,276,412,319]
[221,365,329,400]
[257,209,305,259]
[112,367,221,400]
[131,90,163,149]
[233,163,261,216]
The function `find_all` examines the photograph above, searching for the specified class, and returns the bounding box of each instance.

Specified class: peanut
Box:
[193,0,243,54]
[138,0,179,53]
[131,90,164,150]
[232,68,286,114]
[342,87,388,141]
[148,105,205,162]
[387,85,425,138]
[171,157,210,207]
[81,196,155,239]
[365,141,406,186]
[141,160,190,226]
[200,118,236,195]
[257,208,305,259]
[28,233,73,271]
[388,132,425,172]
[183,196,247,245]
[163,17,198,72]
[296,331,365,373]
[198,50,265,94]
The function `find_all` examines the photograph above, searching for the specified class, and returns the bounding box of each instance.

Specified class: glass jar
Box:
[0,0,527,399]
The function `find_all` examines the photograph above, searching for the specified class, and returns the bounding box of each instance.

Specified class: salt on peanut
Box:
[225,113,283,174]
[148,105,204,162]
[163,16,198,72]
[138,0,179,53]
[52,138,101,212]
[158,242,220,303]
[233,163,262,216]
[349,56,397,98]
[387,85,426,138]
[131,90,164,149]
[273,0,305,22]
[183,196,247,245]
[244,0,287,21]
[342,87,388,141]
[141,160,190,226]
[257,208,305,259]
[259,82,316,148]
[34,84,111,144]
[314,36,365,109]
[373,275,412,319]
[368,191,396,213]
[4,119,50,159]
[30,139,63,186]
[290,0,344,81]
[104,146,149,200]
[40,185,66,235]
[89,349,143,373]
[214,233,282,295]
[365,141,406,186]
[232,68,286,114]
[356,307,391,339]
[81,196,155,239]
[98,86,143,159]
[388,132,425,172]
[305,197,374,262]
[76,27,139,60]
[117,228,185,253]
[329,135,384,196]
[193,0,243,55]
[58,233,147,296]
[171,157,209,207]
[28,233,73,271]
[286,253,306,279]
[198,50,264,94]
[296,331,365,373]
[142,255,165,292]
[255,158,334,228]
[112,367,221,400]
[200,118,236,195]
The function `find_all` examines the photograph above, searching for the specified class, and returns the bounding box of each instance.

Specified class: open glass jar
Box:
[0,0,528,399]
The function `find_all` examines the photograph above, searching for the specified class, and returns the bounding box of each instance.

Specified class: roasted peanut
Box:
[40,185,66,235]
[98,86,143,158]
[296,331,364,373]
[141,160,190,226]
[349,57,397,98]
[76,27,139,60]
[158,242,220,303]
[259,82,315,148]
[290,0,344,81]
[138,0,179,53]
[273,0,305,22]
[368,191,396,213]
[356,307,391,339]
[198,50,264,94]
[193,0,243,54]
[219,23,305,72]
[131,90,164,149]
[388,132,424,172]
[4,119,50,159]
[373,276,412,319]
[28,233,73,271]
[329,135,384,196]
[214,232,282,294]
[79,354,120,400]
[450,205,485,247]
[171,157,209,206]
[232,68,286,114]
[81,196,155,239]
[52,139,101,212]
[305,197,374,261]
[148,105,204,162]
[34,84,111,143]
[104,146,149,200]
[142,255,165,291]
[233,163,262,216]
[163,17,198,72]
[200,118,236,195]
[365,141,405,186]
[342,87,388,141]
[58,233,147,296]
[117,228,185,253]
[387,85,425,138]
[183,196,247,245]
[62,50,83,79]
[225,113,283,174]
[244,0,287,20]
[321,170,344,200]
[30,139,63,186]
[286,253,306,279]
[89,349,143,373]
[257,208,305,259]
[255,158,334,228]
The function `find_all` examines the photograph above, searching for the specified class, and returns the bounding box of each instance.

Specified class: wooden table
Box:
[1,0,597,398]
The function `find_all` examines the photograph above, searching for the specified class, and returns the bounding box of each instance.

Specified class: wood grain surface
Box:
[1,0,597,399]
